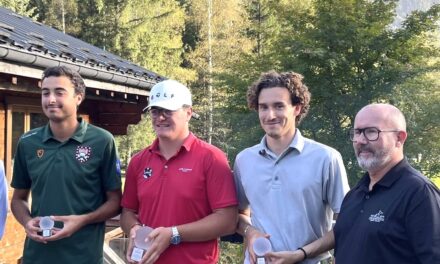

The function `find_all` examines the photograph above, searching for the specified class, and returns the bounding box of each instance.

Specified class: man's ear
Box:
[396,131,407,147]
[293,104,302,116]
[77,93,83,106]
[186,107,193,121]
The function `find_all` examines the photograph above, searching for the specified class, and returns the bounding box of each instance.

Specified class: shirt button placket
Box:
[163,164,169,177]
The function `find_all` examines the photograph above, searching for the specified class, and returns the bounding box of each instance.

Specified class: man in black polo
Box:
[334,103,440,264]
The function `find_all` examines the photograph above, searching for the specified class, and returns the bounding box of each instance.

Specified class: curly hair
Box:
[247,70,311,125]
[42,66,86,98]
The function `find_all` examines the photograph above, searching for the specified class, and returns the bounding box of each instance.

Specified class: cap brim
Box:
[142,101,183,112]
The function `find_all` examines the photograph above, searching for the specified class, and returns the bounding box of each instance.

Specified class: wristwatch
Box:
[170,226,181,245]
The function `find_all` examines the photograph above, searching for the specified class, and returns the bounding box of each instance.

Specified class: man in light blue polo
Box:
[234,70,349,264]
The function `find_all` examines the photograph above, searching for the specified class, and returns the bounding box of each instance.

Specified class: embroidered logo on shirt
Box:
[178,168,192,173]
[37,149,44,158]
[368,210,385,223]
[143,168,152,179]
[75,146,92,163]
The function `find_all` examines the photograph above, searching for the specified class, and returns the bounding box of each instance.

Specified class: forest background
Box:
[1,0,439,262]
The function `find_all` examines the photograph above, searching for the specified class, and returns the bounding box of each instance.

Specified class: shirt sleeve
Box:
[100,135,122,191]
[204,147,238,210]
[406,182,440,264]
[11,139,31,189]
[233,155,249,211]
[324,150,350,214]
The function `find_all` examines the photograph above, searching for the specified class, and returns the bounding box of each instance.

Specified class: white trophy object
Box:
[39,216,54,237]
[253,237,272,264]
[131,226,153,262]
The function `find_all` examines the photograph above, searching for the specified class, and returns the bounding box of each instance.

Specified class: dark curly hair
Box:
[247,70,311,125]
[42,66,86,98]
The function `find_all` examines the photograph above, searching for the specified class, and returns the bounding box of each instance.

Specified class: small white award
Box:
[253,237,272,264]
[131,226,153,262]
[39,216,54,237]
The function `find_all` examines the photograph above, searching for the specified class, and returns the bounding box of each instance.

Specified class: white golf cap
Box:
[143,80,192,112]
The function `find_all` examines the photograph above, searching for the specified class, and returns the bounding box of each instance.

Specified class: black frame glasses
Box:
[349,127,400,142]
[149,108,176,118]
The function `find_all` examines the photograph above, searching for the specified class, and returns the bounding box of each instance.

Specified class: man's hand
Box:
[266,250,304,264]
[24,217,47,243]
[44,214,88,241]
[126,224,142,263]
[138,227,172,264]
[245,226,270,264]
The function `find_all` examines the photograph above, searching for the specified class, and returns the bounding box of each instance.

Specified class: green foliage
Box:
[219,241,243,264]
[115,0,190,79]
[392,72,440,178]
[115,115,156,169]
[206,0,440,185]
[21,0,439,183]
[182,0,253,153]
[28,0,79,34]
[0,0,35,17]
[74,0,119,49]
[433,177,440,188]
[224,0,440,184]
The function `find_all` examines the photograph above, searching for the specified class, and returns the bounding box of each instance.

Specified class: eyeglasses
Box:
[349,127,400,142]
[149,108,176,118]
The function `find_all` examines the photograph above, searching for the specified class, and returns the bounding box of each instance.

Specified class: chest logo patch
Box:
[368,210,385,223]
[37,149,44,158]
[75,145,92,163]
[143,168,153,179]
[178,168,192,173]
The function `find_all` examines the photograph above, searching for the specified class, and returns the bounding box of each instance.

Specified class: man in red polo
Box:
[120,79,238,264]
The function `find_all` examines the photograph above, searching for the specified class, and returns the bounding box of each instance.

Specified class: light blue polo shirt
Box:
[234,130,349,264]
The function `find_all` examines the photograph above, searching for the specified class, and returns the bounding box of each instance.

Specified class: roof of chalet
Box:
[0,6,165,90]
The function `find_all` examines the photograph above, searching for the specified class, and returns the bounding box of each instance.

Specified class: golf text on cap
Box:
[144,80,192,111]
[150,92,173,101]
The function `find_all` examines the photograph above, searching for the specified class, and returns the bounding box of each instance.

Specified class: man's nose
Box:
[48,93,56,103]
[157,112,167,120]
[267,108,276,119]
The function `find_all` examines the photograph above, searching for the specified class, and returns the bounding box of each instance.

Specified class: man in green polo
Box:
[10,66,122,264]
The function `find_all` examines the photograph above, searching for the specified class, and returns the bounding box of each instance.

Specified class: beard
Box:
[265,130,281,139]
[356,144,392,172]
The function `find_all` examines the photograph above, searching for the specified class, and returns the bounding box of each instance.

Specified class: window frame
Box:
[6,104,45,181]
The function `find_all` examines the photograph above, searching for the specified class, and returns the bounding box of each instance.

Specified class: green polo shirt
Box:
[11,118,121,264]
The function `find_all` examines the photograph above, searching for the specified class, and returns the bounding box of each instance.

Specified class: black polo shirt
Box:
[334,159,440,264]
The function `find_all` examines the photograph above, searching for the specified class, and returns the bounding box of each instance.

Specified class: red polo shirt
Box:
[122,133,237,264]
